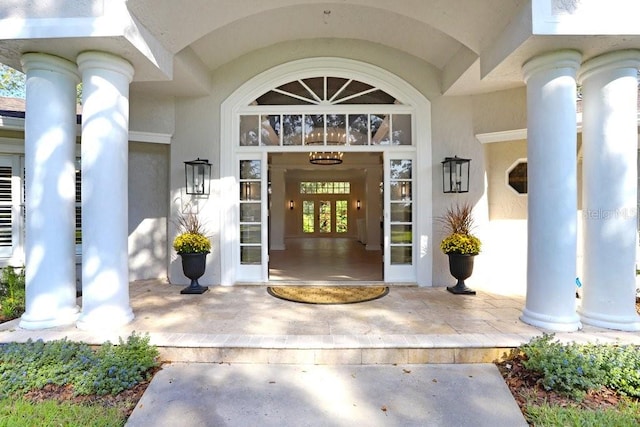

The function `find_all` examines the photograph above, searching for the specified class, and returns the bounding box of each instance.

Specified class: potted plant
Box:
[173,211,211,294]
[439,202,481,295]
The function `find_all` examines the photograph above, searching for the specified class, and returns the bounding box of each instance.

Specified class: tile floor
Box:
[268,238,383,281]
[1,279,639,365]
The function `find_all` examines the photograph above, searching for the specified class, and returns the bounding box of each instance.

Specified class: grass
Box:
[525,399,640,427]
[0,398,126,427]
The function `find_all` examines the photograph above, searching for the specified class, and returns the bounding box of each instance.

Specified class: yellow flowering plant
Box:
[439,202,481,255]
[172,211,211,254]
[440,233,481,255]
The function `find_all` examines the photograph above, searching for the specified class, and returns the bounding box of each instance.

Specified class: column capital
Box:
[578,49,640,83]
[522,50,582,83]
[20,52,79,83]
[77,51,134,82]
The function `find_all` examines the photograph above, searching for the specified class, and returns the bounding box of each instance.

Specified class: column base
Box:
[579,309,640,331]
[76,306,134,330]
[19,306,80,330]
[520,308,582,332]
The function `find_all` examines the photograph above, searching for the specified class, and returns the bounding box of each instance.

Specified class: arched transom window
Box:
[238,75,413,147]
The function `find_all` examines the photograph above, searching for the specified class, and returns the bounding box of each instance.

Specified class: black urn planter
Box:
[179,252,209,294]
[446,253,476,295]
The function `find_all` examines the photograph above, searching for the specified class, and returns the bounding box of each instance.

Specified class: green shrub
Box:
[521,333,640,399]
[593,344,640,398]
[0,332,159,398]
[0,266,25,319]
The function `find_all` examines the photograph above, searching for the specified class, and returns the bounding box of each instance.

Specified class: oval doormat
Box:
[267,286,389,304]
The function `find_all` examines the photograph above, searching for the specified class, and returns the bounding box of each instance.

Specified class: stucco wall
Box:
[482,140,528,296]
[486,140,528,220]
[472,87,527,135]
[128,141,169,281]
[130,92,175,135]
[430,95,490,290]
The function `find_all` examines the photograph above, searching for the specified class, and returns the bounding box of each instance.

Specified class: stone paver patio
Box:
[1,280,639,364]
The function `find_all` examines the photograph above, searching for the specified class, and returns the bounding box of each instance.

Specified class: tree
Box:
[0,63,26,98]
[0,63,83,103]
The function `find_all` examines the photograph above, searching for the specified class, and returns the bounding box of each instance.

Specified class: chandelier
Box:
[307,128,346,165]
[309,151,344,165]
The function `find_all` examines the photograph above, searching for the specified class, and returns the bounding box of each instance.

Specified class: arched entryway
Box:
[220,58,432,286]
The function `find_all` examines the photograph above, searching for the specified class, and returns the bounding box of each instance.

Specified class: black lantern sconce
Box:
[289,200,294,210]
[441,156,470,193]
[184,158,212,196]
[356,200,361,210]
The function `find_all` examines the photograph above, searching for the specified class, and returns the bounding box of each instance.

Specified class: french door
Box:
[302,199,348,235]
[383,152,416,282]
[235,153,268,282]
[233,151,416,283]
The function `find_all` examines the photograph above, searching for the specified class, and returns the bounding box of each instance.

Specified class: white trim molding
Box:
[0,115,171,144]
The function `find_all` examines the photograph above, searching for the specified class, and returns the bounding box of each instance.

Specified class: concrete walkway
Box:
[126,363,528,427]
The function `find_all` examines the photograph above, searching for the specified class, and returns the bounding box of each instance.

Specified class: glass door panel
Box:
[239,160,262,265]
[385,155,415,282]
[336,200,347,233]
[303,201,314,233]
[319,201,331,233]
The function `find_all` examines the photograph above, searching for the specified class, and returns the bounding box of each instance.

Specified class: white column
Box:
[578,50,640,331]
[76,51,134,330]
[520,50,582,331]
[19,53,80,330]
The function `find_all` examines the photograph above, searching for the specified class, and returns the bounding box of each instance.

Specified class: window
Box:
[238,74,413,148]
[75,158,81,245]
[240,113,411,147]
[300,182,350,194]
[255,77,398,106]
[507,160,527,194]
[0,160,14,256]
[0,154,82,261]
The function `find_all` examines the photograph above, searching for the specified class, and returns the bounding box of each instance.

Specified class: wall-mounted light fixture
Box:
[441,156,470,193]
[289,200,294,210]
[184,158,212,195]
[357,200,361,210]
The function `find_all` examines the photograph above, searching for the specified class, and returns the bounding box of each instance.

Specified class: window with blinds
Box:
[0,155,82,261]
[0,165,13,250]
[75,158,81,245]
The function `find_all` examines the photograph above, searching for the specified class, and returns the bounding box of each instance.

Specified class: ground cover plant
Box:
[0,333,160,426]
[0,266,24,321]
[497,333,640,426]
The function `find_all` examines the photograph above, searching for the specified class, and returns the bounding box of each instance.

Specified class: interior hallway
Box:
[268,238,383,282]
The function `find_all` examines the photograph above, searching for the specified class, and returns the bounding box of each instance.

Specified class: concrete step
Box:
[158,345,514,365]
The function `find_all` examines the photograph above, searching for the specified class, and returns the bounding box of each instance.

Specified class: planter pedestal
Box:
[179,252,209,294]
[446,253,476,295]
